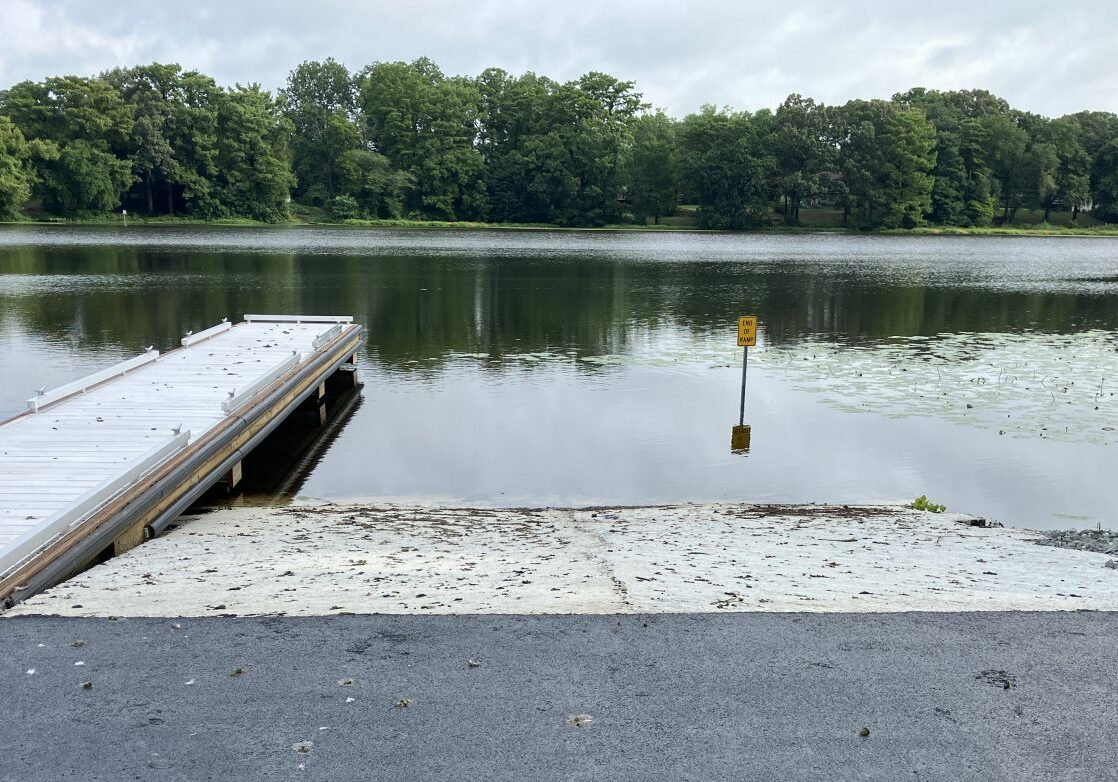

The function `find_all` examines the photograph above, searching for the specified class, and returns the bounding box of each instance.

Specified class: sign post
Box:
[731,316,757,454]
[736,316,757,426]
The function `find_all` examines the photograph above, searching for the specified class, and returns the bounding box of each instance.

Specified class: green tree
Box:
[104,64,180,215]
[833,100,889,226]
[164,70,226,217]
[0,116,34,219]
[892,88,1009,226]
[37,140,133,215]
[212,85,296,221]
[623,111,677,224]
[476,68,567,223]
[676,106,775,229]
[336,148,415,218]
[359,58,488,221]
[1027,141,1059,222]
[330,193,360,220]
[773,94,829,224]
[281,59,361,204]
[958,120,997,226]
[101,63,223,217]
[1067,111,1118,215]
[982,113,1030,224]
[0,75,134,216]
[0,76,133,146]
[1034,117,1091,221]
[130,113,178,214]
[1092,140,1118,220]
[833,100,935,227]
[928,131,967,225]
[475,68,644,226]
[557,72,645,225]
[4,58,1117,228]
[880,107,936,227]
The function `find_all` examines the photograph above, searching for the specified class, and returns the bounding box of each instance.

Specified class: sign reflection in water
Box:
[730,424,752,454]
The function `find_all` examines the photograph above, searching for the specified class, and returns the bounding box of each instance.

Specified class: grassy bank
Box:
[9,215,267,227]
[6,206,1118,236]
[881,224,1118,236]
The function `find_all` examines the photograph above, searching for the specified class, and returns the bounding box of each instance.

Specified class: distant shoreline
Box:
[5,217,1118,238]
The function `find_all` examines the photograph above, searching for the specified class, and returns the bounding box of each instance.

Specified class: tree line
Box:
[1,58,1117,228]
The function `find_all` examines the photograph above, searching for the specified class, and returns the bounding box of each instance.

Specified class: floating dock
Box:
[0,315,363,607]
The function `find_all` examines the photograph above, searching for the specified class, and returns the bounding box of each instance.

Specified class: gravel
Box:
[1034,529,1118,556]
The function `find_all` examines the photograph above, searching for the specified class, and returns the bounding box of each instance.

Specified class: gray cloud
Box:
[1,0,1115,117]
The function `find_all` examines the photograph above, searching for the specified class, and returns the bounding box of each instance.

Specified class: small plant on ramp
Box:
[911,495,946,513]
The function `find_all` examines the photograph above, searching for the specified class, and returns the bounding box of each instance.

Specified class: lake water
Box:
[1,225,1116,529]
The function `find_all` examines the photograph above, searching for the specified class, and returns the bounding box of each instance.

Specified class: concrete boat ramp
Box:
[0,315,363,608]
[6,502,1117,617]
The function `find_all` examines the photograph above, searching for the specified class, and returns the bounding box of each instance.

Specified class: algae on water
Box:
[759,330,1118,447]
[559,328,1117,447]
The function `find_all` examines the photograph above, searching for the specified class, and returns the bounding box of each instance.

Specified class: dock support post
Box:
[112,521,146,556]
[227,460,242,491]
[340,355,359,387]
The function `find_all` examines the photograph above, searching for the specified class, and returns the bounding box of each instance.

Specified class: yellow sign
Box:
[737,316,758,347]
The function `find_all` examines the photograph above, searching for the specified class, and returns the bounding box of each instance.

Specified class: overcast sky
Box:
[2,0,1115,117]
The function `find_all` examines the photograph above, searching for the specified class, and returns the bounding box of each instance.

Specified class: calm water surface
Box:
[1,225,1116,529]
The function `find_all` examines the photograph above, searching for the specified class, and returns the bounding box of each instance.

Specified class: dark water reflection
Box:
[1,226,1116,528]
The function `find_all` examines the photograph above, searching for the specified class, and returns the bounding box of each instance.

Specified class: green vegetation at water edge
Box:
[2,59,1118,232]
[912,496,947,513]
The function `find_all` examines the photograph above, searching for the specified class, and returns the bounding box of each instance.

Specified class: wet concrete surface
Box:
[2,612,1115,781]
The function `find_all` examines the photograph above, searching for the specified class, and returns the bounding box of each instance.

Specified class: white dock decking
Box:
[0,315,362,597]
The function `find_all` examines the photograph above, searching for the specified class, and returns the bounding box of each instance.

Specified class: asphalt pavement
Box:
[2,612,1115,781]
